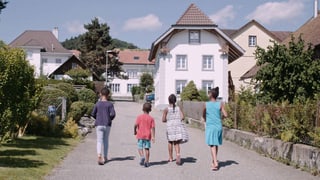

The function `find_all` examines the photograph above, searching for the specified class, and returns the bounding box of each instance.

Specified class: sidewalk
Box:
[46,101,318,180]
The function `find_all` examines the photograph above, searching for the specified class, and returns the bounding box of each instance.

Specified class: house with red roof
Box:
[9,28,76,78]
[109,49,154,100]
[149,4,244,108]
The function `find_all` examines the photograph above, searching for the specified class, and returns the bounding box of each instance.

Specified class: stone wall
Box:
[181,101,320,175]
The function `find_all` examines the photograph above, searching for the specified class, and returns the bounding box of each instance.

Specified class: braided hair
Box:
[168,94,177,112]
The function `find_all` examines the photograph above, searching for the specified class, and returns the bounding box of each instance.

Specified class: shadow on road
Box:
[218,160,239,169]
[108,156,135,162]
[181,157,197,165]
[149,160,169,166]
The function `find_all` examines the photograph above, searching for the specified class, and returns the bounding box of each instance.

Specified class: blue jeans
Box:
[96,126,111,158]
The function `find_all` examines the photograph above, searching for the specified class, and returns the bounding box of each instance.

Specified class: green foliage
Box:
[78,88,97,103]
[0,40,6,48]
[78,18,125,79]
[37,86,68,116]
[112,38,139,49]
[0,48,36,141]
[63,117,79,138]
[180,81,201,101]
[25,111,51,136]
[68,101,87,122]
[255,36,320,103]
[131,86,140,97]
[0,0,7,14]
[84,102,95,115]
[198,89,209,101]
[139,73,154,94]
[65,67,90,84]
[53,82,78,103]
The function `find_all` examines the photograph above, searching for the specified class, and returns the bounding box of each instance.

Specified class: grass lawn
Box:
[0,136,80,180]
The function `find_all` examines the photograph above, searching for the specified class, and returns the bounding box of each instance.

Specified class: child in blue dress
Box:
[202,87,227,170]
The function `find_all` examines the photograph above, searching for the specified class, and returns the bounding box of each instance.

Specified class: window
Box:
[202,55,214,71]
[176,55,187,70]
[176,80,187,94]
[202,80,214,93]
[27,51,33,60]
[42,58,48,63]
[133,56,139,60]
[189,30,200,43]
[127,84,137,93]
[72,63,77,69]
[248,35,257,47]
[55,58,62,63]
[127,69,138,79]
[110,83,120,93]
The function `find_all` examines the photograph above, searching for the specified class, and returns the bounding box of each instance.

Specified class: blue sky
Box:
[0,0,317,49]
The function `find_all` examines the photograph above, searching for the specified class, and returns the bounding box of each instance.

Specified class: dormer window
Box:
[133,56,139,60]
[189,30,200,43]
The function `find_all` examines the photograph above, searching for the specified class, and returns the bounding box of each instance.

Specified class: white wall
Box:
[154,29,228,108]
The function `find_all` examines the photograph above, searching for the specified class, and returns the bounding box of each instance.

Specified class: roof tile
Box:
[175,4,216,26]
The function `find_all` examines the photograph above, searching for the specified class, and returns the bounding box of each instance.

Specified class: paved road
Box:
[46,101,318,180]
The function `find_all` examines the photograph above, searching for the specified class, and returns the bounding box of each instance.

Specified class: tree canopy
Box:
[254,36,320,103]
[180,81,201,101]
[78,17,125,80]
[0,0,7,14]
[139,73,154,93]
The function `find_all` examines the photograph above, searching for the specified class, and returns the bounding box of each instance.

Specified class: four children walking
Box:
[92,87,227,170]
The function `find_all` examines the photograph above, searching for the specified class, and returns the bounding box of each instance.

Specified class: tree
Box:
[180,81,201,101]
[0,47,36,141]
[0,0,7,14]
[79,17,124,79]
[65,67,90,84]
[139,73,154,94]
[254,36,320,103]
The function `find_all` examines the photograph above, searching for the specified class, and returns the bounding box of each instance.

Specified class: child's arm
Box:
[162,108,168,122]
[151,127,155,143]
[202,103,206,122]
[221,103,228,119]
[134,124,137,135]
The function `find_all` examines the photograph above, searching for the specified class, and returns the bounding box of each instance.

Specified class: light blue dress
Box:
[205,101,222,146]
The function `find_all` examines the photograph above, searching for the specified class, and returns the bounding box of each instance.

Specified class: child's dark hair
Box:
[100,87,110,97]
[143,102,152,113]
[210,87,219,99]
[168,94,177,111]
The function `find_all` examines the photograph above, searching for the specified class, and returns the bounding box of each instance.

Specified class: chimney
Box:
[315,0,318,18]
[52,27,59,40]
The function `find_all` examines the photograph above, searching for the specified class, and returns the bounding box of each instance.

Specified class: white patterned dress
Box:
[165,106,183,142]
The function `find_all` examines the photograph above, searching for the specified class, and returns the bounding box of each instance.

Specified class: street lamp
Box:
[106,50,113,87]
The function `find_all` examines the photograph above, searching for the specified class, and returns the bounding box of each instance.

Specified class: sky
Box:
[0,0,317,49]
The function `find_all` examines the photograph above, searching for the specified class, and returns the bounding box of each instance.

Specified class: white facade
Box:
[153,30,231,108]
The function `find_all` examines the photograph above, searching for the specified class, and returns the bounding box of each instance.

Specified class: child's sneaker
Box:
[139,157,145,166]
[144,162,149,168]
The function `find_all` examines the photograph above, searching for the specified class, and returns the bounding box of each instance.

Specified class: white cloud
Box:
[246,0,304,24]
[209,5,235,27]
[123,14,162,31]
[65,20,86,34]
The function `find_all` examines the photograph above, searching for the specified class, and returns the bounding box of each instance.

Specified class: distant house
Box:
[224,20,291,91]
[9,28,73,78]
[241,3,320,82]
[148,4,244,109]
[109,49,154,101]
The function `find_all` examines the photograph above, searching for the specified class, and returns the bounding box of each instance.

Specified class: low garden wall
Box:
[181,101,320,175]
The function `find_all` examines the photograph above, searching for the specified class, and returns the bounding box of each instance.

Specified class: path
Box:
[46,101,318,180]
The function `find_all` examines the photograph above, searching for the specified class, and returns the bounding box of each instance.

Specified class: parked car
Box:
[145,93,155,102]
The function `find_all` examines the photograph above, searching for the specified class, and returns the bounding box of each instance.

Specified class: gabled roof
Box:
[9,30,71,54]
[174,3,216,26]
[149,4,244,63]
[118,49,154,65]
[282,11,320,46]
[223,20,291,43]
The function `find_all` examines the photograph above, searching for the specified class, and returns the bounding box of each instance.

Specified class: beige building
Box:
[224,20,290,91]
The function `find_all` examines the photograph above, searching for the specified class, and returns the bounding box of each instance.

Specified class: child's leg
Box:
[174,141,181,165]
[103,126,111,161]
[96,126,104,164]
[137,139,145,165]
[145,148,150,163]
[168,141,173,161]
[210,145,218,168]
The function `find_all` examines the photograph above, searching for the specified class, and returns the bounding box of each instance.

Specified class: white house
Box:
[9,28,73,78]
[109,49,154,100]
[224,20,290,91]
[148,4,244,109]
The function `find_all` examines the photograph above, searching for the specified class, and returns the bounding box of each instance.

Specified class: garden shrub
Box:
[52,82,78,102]
[68,101,87,123]
[180,81,201,101]
[84,102,95,116]
[63,117,78,138]
[78,88,97,103]
[198,89,209,101]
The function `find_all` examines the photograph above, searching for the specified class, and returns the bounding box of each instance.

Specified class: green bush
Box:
[180,81,201,101]
[63,117,79,138]
[198,89,209,101]
[52,83,78,102]
[78,88,97,103]
[84,102,95,115]
[68,101,87,123]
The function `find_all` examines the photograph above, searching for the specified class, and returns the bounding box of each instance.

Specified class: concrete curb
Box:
[186,117,320,174]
